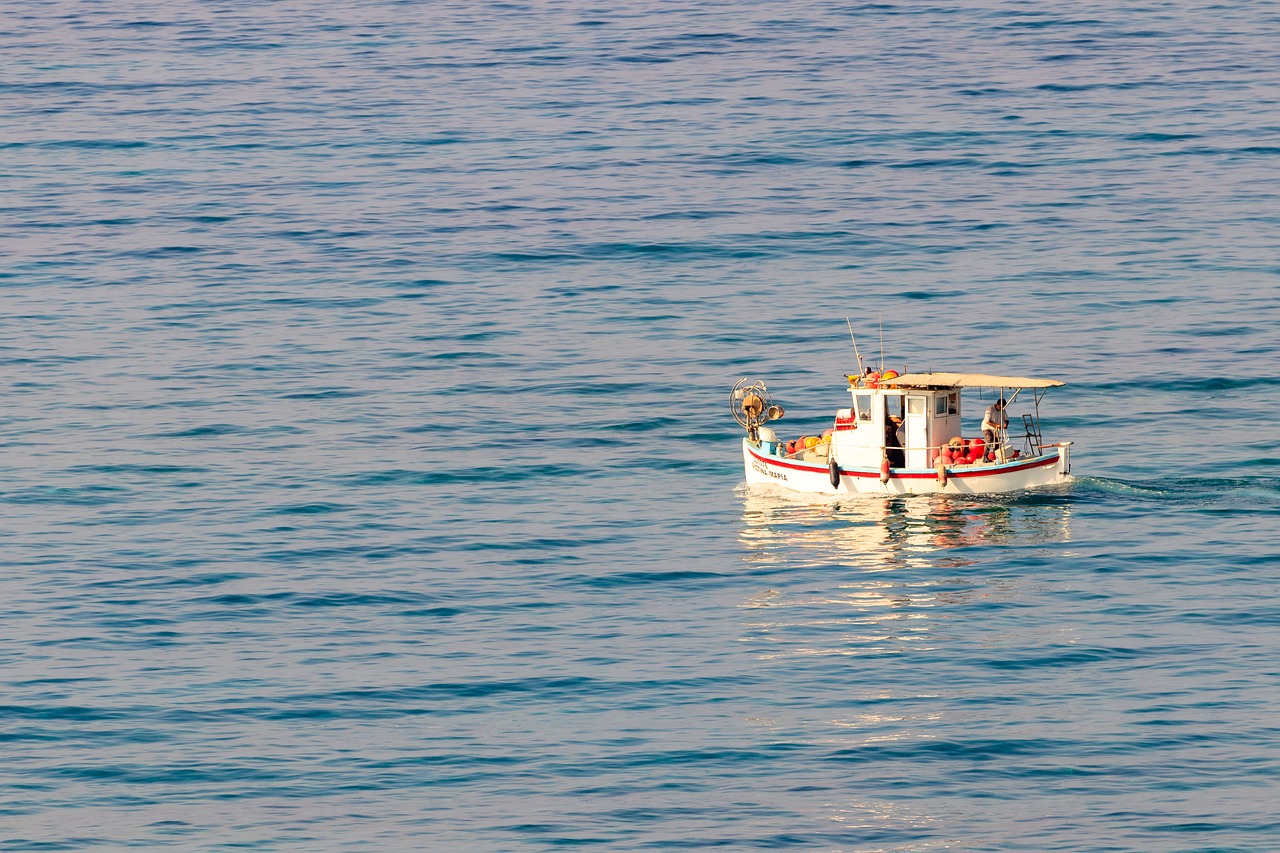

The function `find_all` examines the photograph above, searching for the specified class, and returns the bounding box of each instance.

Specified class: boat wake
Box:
[1069,474,1280,506]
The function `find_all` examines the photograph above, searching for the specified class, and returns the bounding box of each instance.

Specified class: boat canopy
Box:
[880,371,1064,389]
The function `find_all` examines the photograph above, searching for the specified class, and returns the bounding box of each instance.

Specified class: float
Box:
[731,368,1073,496]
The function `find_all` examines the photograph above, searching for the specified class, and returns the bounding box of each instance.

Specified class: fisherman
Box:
[981,398,1008,451]
[884,415,905,468]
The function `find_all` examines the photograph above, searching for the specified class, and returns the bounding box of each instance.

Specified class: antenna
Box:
[878,314,885,369]
[845,317,864,377]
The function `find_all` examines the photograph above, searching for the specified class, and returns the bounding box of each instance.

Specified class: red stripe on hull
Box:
[746,446,1058,479]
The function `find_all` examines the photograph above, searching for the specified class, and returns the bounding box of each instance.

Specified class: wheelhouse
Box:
[832,371,1064,471]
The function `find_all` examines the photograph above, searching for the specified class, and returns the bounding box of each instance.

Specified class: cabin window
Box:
[948,393,959,414]
[907,397,925,415]
[885,394,903,421]
[935,396,948,416]
[854,394,872,422]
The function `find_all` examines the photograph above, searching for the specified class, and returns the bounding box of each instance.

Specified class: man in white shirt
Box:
[981,398,1008,451]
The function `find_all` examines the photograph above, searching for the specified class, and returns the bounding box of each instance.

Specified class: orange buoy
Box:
[936,459,948,486]
[880,455,891,484]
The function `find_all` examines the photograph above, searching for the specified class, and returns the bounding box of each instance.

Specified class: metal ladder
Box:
[1022,413,1042,455]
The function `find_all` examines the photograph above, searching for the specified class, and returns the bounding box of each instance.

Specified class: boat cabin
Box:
[833,384,957,469]
[831,371,1063,470]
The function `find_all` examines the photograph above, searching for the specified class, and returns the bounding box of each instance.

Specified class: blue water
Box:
[3,1,1279,850]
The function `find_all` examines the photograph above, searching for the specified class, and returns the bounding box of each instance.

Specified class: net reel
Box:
[729,378,784,440]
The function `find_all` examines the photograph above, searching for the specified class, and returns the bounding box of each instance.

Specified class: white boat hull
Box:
[743,439,1071,496]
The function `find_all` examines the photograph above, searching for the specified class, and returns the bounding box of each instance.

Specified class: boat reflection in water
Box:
[737,483,1076,665]
[732,489,1080,835]
[736,488,1077,837]
[738,484,1074,572]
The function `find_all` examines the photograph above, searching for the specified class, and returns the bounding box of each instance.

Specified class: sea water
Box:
[2,1,1278,850]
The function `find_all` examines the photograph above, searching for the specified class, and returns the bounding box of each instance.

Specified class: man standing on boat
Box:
[982,398,1008,452]
[884,414,905,468]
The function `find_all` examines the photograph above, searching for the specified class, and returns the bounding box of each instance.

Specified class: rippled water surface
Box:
[3,1,1279,850]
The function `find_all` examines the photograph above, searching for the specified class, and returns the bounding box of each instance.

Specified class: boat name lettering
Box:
[752,458,787,480]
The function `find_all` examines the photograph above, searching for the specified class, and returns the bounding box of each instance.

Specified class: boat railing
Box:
[772,435,1061,463]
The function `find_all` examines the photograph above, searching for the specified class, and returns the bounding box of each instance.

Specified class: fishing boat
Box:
[731,368,1073,496]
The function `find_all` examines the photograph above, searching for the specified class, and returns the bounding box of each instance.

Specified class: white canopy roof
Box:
[880,371,1064,389]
